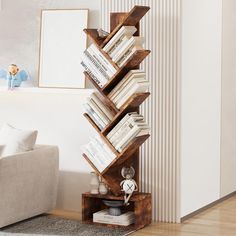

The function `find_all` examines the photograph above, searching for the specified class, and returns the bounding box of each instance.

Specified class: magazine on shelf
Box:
[103,26,137,53]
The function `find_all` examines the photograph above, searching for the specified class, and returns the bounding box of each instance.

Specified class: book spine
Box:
[90,44,117,74]
[115,126,141,152]
[106,113,143,140]
[90,93,114,121]
[84,50,110,79]
[84,109,104,130]
[81,56,108,88]
[87,46,114,78]
[94,135,116,160]
[87,99,110,124]
[83,103,106,127]
[109,35,130,58]
[116,83,149,108]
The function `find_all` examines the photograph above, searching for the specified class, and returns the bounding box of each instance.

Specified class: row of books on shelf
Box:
[83,93,115,130]
[107,112,149,153]
[82,135,116,173]
[108,69,149,109]
[81,44,117,88]
[81,26,146,89]
[82,112,149,172]
[103,26,144,67]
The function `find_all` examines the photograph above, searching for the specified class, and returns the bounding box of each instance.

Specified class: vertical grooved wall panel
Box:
[101,0,181,223]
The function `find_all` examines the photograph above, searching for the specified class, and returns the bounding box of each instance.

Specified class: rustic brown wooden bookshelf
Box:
[82,5,152,229]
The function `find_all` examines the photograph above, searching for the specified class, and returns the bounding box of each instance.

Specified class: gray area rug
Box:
[0,215,135,236]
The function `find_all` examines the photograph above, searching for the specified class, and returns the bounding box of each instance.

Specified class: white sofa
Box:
[0,145,59,228]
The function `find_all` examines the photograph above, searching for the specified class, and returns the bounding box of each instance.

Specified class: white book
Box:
[112,37,144,63]
[83,103,106,128]
[112,79,148,103]
[90,137,115,164]
[83,104,104,130]
[87,142,108,168]
[108,70,145,98]
[84,50,110,79]
[90,93,114,121]
[109,35,130,58]
[80,61,104,88]
[115,125,148,152]
[87,99,110,125]
[87,47,114,78]
[118,128,150,152]
[103,26,137,52]
[107,113,143,140]
[117,45,143,67]
[82,146,105,172]
[93,135,116,161]
[82,54,108,87]
[116,82,149,109]
[93,218,135,226]
[110,120,147,146]
[90,44,117,75]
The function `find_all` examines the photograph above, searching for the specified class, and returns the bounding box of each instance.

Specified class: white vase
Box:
[99,182,108,195]
[90,172,99,194]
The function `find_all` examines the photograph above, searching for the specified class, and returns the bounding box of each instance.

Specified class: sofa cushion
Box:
[0,124,38,157]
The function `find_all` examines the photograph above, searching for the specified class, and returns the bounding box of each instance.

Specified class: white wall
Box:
[0,0,100,213]
[181,0,222,217]
[220,0,236,197]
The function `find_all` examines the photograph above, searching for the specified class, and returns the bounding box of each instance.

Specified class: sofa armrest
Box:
[0,145,59,228]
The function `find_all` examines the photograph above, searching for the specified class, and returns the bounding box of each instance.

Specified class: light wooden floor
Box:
[51,195,236,236]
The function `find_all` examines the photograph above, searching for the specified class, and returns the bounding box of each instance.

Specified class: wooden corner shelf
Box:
[82,6,152,229]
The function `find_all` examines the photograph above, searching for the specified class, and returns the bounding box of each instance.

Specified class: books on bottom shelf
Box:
[107,112,149,153]
[82,135,116,173]
[81,43,117,88]
[93,209,135,226]
[83,92,115,130]
[108,69,149,109]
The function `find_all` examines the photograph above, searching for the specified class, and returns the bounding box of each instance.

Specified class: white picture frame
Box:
[38,9,88,89]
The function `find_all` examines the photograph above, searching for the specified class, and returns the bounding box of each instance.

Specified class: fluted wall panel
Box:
[101,0,181,222]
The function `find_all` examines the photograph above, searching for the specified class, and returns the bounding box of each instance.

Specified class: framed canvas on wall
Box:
[38,9,88,89]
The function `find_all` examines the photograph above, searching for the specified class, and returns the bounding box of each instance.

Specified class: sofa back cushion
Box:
[0,124,38,157]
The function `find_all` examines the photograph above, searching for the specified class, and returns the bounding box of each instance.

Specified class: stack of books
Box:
[82,135,116,173]
[93,209,135,226]
[83,93,115,130]
[107,112,149,153]
[108,70,149,109]
[81,44,117,88]
[103,26,145,68]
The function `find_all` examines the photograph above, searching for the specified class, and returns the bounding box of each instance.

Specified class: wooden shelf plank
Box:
[101,6,150,48]
[102,92,150,135]
[83,29,106,46]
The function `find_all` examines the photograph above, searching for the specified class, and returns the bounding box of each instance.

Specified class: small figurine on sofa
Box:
[0,64,31,90]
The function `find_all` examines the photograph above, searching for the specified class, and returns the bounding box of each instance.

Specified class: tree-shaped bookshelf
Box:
[82,6,152,229]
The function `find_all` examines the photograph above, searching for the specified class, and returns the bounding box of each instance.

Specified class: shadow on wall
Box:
[56,171,91,213]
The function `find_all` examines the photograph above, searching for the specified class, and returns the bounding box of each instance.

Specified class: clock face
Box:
[123,180,135,194]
